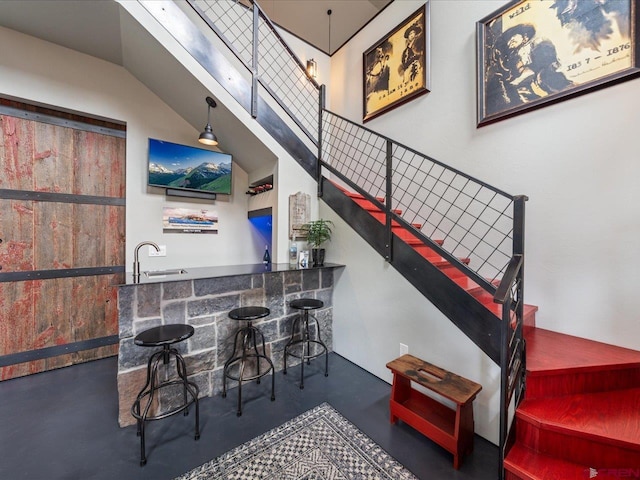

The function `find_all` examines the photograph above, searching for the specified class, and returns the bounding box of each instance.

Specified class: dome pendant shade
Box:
[198,124,218,146]
[198,96,219,146]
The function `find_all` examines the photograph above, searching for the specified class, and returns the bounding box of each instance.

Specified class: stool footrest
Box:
[285,339,327,361]
[131,380,199,422]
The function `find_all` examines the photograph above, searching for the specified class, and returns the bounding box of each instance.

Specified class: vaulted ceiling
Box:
[257,0,392,55]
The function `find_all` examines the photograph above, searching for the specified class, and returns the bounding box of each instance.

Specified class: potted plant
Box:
[302,219,333,267]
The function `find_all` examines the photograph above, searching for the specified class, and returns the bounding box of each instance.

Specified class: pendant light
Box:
[198,96,218,146]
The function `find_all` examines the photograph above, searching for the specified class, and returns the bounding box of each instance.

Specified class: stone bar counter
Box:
[116,263,343,427]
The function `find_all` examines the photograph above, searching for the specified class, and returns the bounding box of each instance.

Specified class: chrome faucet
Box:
[133,241,160,280]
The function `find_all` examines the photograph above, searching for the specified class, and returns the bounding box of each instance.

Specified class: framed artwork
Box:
[363,3,431,122]
[477,0,639,126]
[162,207,218,234]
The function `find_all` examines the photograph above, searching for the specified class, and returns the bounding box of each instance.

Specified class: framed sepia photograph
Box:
[363,3,431,122]
[477,0,639,126]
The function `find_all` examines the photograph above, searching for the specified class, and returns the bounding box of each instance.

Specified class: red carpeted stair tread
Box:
[451,277,485,295]
[504,444,589,480]
[526,328,640,374]
[517,388,640,451]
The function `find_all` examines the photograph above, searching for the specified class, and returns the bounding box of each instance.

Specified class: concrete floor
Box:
[0,353,498,479]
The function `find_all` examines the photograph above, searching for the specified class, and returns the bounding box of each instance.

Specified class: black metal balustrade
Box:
[190,0,321,143]
[166,1,527,476]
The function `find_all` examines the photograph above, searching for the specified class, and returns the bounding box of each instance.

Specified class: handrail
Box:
[494,255,523,304]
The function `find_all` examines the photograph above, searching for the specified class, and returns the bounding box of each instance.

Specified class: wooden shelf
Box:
[246,175,273,196]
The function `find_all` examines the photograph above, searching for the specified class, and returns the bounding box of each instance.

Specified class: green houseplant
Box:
[302,219,334,266]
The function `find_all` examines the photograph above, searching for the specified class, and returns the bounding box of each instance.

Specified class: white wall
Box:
[0,26,261,271]
[326,0,640,444]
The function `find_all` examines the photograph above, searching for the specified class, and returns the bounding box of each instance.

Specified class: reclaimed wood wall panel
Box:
[106,206,126,265]
[32,121,75,194]
[0,115,34,190]
[73,130,126,198]
[0,273,122,380]
[0,107,125,381]
[34,200,74,270]
[0,199,35,272]
[71,204,125,267]
[0,281,37,379]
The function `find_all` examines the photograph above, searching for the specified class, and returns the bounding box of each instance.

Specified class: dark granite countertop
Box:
[119,263,344,286]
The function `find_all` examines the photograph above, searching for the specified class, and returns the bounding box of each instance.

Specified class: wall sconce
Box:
[306,59,318,79]
[198,96,218,146]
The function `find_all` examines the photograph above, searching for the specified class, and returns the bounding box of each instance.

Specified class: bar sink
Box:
[144,269,188,278]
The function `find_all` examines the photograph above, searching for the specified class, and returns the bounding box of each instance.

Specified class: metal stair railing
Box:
[320,109,525,293]
[188,0,321,145]
[495,253,526,480]
[159,1,526,473]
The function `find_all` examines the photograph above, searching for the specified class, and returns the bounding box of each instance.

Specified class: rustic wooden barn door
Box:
[0,100,126,380]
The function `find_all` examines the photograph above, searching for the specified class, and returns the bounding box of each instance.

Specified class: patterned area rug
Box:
[175,402,417,479]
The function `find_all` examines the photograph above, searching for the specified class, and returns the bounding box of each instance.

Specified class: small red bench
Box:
[386,354,482,469]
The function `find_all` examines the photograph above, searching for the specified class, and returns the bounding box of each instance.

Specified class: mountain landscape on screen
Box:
[149,161,232,192]
[148,138,233,194]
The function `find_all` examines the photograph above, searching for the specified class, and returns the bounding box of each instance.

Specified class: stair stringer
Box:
[321,178,501,364]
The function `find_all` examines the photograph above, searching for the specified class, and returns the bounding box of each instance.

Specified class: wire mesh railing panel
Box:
[256,14,319,141]
[191,1,319,142]
[322,113,387,198]
[322,112,515,283]
[193,0,254,67]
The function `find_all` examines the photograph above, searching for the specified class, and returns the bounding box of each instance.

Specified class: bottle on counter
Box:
[289,237,298,266]
[263,245,271,264]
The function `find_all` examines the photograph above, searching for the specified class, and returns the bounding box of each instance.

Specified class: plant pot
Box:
[311,248,325,267]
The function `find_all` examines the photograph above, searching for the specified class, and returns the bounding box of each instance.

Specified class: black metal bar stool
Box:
[223,306,275,416]
[284,298,328,389]
[131,324,200,466]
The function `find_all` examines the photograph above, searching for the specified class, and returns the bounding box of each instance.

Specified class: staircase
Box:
[505,328,640,479]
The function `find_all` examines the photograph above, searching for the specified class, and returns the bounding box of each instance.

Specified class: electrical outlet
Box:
[149,245,166,257]
[399,343,409,356]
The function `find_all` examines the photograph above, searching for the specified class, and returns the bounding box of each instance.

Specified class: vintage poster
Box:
[478,0,637,125]
[363,3,431,122]
[162,207,218,234]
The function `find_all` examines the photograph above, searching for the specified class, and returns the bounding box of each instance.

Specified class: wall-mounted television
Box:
[148,138,232,196]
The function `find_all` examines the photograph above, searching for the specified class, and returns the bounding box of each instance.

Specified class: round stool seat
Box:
[134,324,194,347]
[290,298,323,310]
[229,306,270,321]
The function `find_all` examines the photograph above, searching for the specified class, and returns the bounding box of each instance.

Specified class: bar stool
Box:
[222,306,275,416]
[131,324,200,466]
[284,298,328,389]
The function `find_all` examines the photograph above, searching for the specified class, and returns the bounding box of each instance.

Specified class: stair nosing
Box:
[517,388,640,453]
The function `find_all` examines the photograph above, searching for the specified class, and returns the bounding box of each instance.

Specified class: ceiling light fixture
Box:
[198,96,218,146]
[306,58,318,79]
[327,9,332,54]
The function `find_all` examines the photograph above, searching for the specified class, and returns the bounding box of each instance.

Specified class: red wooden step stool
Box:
[386,354,482,469]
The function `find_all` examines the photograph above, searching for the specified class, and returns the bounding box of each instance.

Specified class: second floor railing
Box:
[189,0,321,144]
